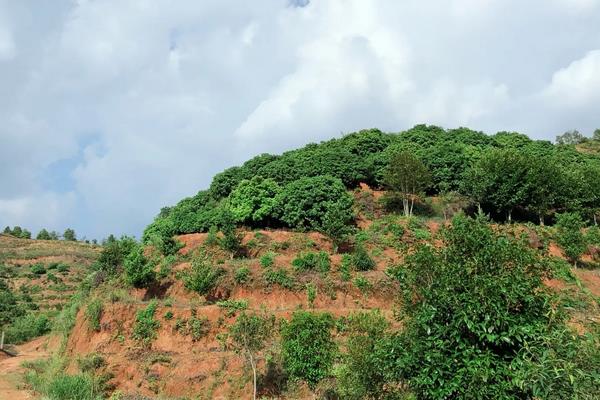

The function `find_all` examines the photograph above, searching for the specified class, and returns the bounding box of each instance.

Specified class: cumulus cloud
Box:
[1,0,599,238]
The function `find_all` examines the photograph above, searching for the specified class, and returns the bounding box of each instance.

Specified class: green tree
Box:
[11,226,22,237]
[593,128,600,141]
[229,313,273,400]
[275,176,354,232]
[63,228,76,241]
[335,311,391,400]
[525,156,562,225]
[2,226,10,235]
[95,236,137,275]
[462,149,529,221]
[228,176,281,225]
[281,311,336,387]
[21,229,31,239]
[384,152,431,217]
[387,215,561,399]
[319,200,356,252]
[555,212,587,266]
[123,245,155,288]
[36,229,52,240]
[556,129,586,145]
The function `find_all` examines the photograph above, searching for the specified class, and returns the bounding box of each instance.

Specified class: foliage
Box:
[234,266,251,284]
[335,311,392,400]
[274,175,355,232]
[31,263,46,275]
[132,300,160,344]
[260,252,275,268]
[385,215,588,399]
[384,151,431,217]
[229,312,274,400]
[85,299,103,332]
[5,313,51,344]
[94,235,137,275]
[555,212,587,265]
[123,244,156,288]
[292,251,330,273]
[45,374,99,400]
[351,244,375,271]
[556,129,587,145]
[353,276,372,295]
[181,256,224,295]
[306,283,317,308]
[63,228,77,241]
[228,176,281,225]
[263,268,295,289]
[281,311,337,388]
[217,299,249,317]
[36,228,52,240]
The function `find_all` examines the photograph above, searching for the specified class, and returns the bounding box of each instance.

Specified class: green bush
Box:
[5,313,51,344]
[30,263,46,275]
[352,245,375,271]
[353,276,372,295]
[94,235,137,275]
[85,299,103,332]
[335,311,392,400]
[263,268,295,289]
[228,176,281,225]
[259,252,275,268]
[306,283,317,308]
[181,257,224,295]
[339,255,352,282]
[292,251,330,273]
[385,215,598,399]
[234,266,251,284]
[77,353,106,373]
[132,301,160,344]
[123,245,156,288]
[556,212,587,265]
[217,299,249,317]
[281,311,337,388]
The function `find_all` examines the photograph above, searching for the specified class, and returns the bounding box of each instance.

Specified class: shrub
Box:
[259,252,275,268]
[57,263,70,274]
[353,276,372,295]
[77,353,106,373]
[132,301,160,344]
[335,311,392,400]
[95,235,137,275]
[217,299,249,317]
[31,263,46,275]
[5,313,51,344]
[384,214,597,399]
[281,311,337,387]
[181,257,224,295]
[123,245,156,288]
[188,316,210,341]
[164,311,174,320]
[352,245,375,271]
[234,266,251,284]
[292,251,330,273]
[85,299,103,332]
[556,212,587,265]
[263,268,295,289]
[339,255,352,282]
[306,283,317,308]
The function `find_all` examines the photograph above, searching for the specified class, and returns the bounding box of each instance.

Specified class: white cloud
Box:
[542,50,600,107]
[1,0,600,238]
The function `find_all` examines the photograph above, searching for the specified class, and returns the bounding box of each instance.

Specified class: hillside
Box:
[3,126,600,399]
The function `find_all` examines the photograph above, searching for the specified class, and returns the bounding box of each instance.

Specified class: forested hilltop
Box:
[145,125,600,242]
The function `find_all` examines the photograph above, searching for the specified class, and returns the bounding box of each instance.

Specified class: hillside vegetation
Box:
[3,125,600,400]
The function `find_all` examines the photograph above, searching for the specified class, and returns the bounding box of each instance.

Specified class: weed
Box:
[85,299,103,332]
[234,266,251,284]
[132,301,160,345]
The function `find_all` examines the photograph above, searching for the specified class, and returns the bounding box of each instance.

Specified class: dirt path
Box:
[0,336,53,400]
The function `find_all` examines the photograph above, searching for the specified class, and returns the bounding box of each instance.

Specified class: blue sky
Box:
[1,0,599,240]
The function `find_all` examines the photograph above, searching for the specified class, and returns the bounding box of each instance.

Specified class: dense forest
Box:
[145,125,600,242]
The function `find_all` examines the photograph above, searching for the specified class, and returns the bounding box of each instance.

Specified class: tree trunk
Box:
[539,215,545,226]
[507,209,512,223]
[477,203,482,215]
[403,198,410,217]
[249,352,257,400]
[409,197,415,217]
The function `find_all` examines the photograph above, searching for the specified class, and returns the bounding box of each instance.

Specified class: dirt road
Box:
[0,336,53,400]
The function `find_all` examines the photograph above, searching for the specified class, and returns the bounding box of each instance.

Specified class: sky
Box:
[1,0,599,240]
